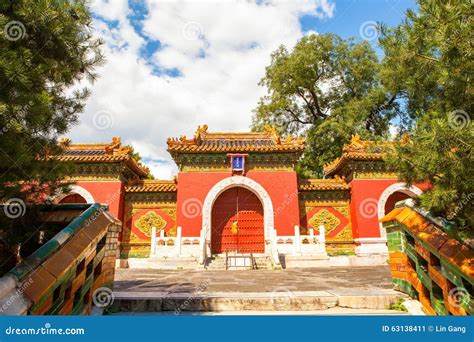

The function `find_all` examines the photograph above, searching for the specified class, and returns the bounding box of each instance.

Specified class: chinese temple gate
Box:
[55,125,428,268]
[211,187,265,254]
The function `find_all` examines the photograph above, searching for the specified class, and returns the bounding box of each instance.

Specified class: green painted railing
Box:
[8,203,106,281]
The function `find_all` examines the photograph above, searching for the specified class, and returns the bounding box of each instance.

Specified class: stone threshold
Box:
[112,288,406,312]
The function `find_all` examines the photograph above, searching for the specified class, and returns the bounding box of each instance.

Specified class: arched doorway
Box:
[53,185,95,204]
[211,187,264,254]
[58,193,87,204]
[377,182,423,239]
[383,191,412,216]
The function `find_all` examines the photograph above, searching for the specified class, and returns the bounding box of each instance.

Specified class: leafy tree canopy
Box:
[252,34,402,177]
[382,0,473,232]
[253,0,473,230]
[0,0,104,201]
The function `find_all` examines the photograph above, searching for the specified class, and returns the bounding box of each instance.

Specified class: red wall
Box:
[176,171,300,237]
[350,179,430,239]
[74,181,124,221]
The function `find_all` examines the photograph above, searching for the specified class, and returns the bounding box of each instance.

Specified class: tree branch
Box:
[295,87,319,121]
[285,107,312,125]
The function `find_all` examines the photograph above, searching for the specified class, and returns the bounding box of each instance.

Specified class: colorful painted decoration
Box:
[135,211,167,237]
[309,209,341,235]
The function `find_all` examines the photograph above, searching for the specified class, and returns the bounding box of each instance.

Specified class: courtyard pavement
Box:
[114,266,394,293]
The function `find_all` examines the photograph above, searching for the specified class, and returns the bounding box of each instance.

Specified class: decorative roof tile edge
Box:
[323,134,392,176]
[57,137,150,178]
[125,179,178,193]
[298,176,350,191]
[166,124,305,153]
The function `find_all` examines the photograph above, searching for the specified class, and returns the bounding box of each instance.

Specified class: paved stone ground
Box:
[110,308,407,316]
[114,266,393,293]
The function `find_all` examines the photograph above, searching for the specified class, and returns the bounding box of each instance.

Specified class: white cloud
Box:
[69,0,335,179]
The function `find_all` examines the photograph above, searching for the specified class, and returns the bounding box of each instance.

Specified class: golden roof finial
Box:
[195,124,208,143]
[343,134,368,152]
[263,124,281,143]
[111,136,121,146]
[196,124,208,135]
[400,133,411,146]
[59,137,71,147]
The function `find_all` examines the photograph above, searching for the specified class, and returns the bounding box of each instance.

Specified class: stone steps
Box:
[205,256,273,270]
[125,257,198,270]
[112,289,407,313]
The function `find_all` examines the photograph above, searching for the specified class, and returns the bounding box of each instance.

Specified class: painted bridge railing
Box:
[149,224,328,265]
[0,203,121,316]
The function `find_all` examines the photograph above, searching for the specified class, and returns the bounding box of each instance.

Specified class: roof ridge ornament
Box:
[263,124,280,144]
[194,124,208,145]
[59,137,71,147]
[343,134,369,152]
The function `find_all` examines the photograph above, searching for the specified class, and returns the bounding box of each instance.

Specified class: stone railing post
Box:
[176,226,182,256]
[294,225,301,254]
[150,226,157,256]
[270,228,281,266]
[319,224,325,245]
[318,224,327,255]
[198,229,206,265]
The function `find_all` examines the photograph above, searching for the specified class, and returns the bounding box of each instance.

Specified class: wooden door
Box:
[211,187,264,253]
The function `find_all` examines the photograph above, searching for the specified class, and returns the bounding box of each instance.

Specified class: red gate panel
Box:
[211,187,264,253]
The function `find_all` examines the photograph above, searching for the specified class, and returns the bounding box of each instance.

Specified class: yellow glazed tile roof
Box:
[298,176,350,191]
[125,179,177,193]
[167,124,305,154]
[56,137,150,178]
[323,135,391,176]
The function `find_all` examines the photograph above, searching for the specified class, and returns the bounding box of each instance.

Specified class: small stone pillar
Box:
[176,226,182,256]
[150,226,157,256]
[319,224,325,244]
[294,225,302,254]
[198,229,206,265]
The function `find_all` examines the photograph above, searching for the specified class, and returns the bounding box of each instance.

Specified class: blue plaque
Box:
[232,156,244,170]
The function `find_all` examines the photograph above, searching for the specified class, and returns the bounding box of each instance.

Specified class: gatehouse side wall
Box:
[176,170,300,237]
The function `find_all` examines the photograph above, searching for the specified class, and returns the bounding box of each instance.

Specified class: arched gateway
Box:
[211,187,264,253]
[202,175,275,256]
[54,128,427,263]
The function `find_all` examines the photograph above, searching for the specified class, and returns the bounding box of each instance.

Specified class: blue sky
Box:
[72,0,417,179]
[301,0,414,39]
